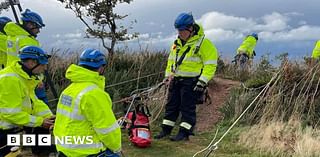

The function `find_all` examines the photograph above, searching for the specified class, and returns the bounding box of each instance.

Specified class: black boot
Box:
[170,128,191,141]
[154,125,172,139]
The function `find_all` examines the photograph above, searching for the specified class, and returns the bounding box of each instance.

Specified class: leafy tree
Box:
[0,1,11,14]
[58,0,138,64]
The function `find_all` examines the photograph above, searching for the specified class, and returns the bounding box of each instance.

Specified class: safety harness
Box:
[171,35,205,74]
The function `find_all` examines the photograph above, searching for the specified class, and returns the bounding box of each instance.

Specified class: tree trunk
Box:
[107,47,114,67]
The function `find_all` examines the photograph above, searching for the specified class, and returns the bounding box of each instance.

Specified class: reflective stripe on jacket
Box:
[0,61,52,130]
[165,23,218,84]
[4,22,39,66]
[54,64,121,157]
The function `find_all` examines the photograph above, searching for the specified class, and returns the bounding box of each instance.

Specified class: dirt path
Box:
[196,77,240,132]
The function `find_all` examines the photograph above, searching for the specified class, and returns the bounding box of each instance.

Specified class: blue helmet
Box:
[251,33,258,40]
[21,9,45,28]
[174,13,194,31]
[79,48,107,68]
[0,16,12,23]
[19,46,50,65]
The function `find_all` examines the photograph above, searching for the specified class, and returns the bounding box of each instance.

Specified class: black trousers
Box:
[0,128,22,157]
[24,127,56,155]
[163,77,198,131]
[0,127,56,157]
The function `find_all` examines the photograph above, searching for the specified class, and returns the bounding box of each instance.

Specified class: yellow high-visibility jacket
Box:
[237,35,257,58]
[54,64,121,157]
[312,40,320,60]
[4,22,39,67]
[0,32,7,69]
[165,23,218,84]
[0,61,52,130]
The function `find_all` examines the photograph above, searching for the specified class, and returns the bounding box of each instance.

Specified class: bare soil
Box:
[196,77,240,132]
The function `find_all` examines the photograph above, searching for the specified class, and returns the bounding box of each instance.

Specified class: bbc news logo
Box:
[7,134,93,146]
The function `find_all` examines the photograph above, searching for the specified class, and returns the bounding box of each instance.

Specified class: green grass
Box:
[121,125,276,157]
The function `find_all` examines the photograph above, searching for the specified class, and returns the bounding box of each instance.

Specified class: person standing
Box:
[155,13,218,141]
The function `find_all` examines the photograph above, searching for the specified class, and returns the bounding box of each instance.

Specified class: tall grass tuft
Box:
[221,54,320,156]
[46,49,168,114]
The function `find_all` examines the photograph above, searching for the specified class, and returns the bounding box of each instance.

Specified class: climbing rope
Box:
[192,67,283,157]
[47,71,164,103]
[117,82,165,126]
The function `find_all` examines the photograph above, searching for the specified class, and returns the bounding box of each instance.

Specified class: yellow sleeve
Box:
[165,44,176,77]
[312,41,320,59]
[198,39,218,84]
[83,90,121,152]
[0,76,43,127]
[32,94,53,118]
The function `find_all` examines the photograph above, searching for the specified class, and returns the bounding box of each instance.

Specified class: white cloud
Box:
[195,11,320,43]
[138,33,150,39]
[64,32,82,38]
[136,11,320,48]
[255,12,289,32]
[261,25,320,41]
[197,12,255,32]
[52,29,83,39]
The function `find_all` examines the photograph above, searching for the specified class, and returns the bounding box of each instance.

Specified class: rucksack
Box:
[0,17,12,35]
[126,104,152,148]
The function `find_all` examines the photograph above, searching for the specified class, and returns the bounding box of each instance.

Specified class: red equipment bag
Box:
[126,104,152,148]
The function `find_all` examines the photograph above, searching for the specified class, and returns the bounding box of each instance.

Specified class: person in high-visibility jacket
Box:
[54,48,121,157]
[0,17,12,69]
[5,9,45,66]
[4,9,49,105]
[311,40,320,61]
[237,33,258,59]
[0,46,54,156]
[154,13,218,141]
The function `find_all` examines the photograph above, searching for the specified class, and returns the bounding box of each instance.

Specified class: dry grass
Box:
[220,56,320,156]
[239,119,320,157]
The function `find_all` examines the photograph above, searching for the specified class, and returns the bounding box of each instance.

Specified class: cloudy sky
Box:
[1,0,320,60]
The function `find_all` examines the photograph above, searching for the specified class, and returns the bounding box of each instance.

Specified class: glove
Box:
[101,149,121,157]
[193,80,207,92]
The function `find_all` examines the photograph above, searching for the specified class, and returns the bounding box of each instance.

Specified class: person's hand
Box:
[42,116,55,129]
[193,80,207,92]
[163,75,174,86]
[49,115,56,121]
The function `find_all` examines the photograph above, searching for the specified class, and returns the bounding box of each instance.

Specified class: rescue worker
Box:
[0,46,54,156]
[154,13,218,141]
[54,48,121,157]
[3,9,48,104]
[236,33,259,66]
[0,17,11,70]
[311,40,320,64]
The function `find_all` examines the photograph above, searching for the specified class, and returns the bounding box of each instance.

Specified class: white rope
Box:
[192,68,282,157]
[117,82,164,125]
[105,71,164,89]
[192,128,219,157]
[47,71,164,103]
